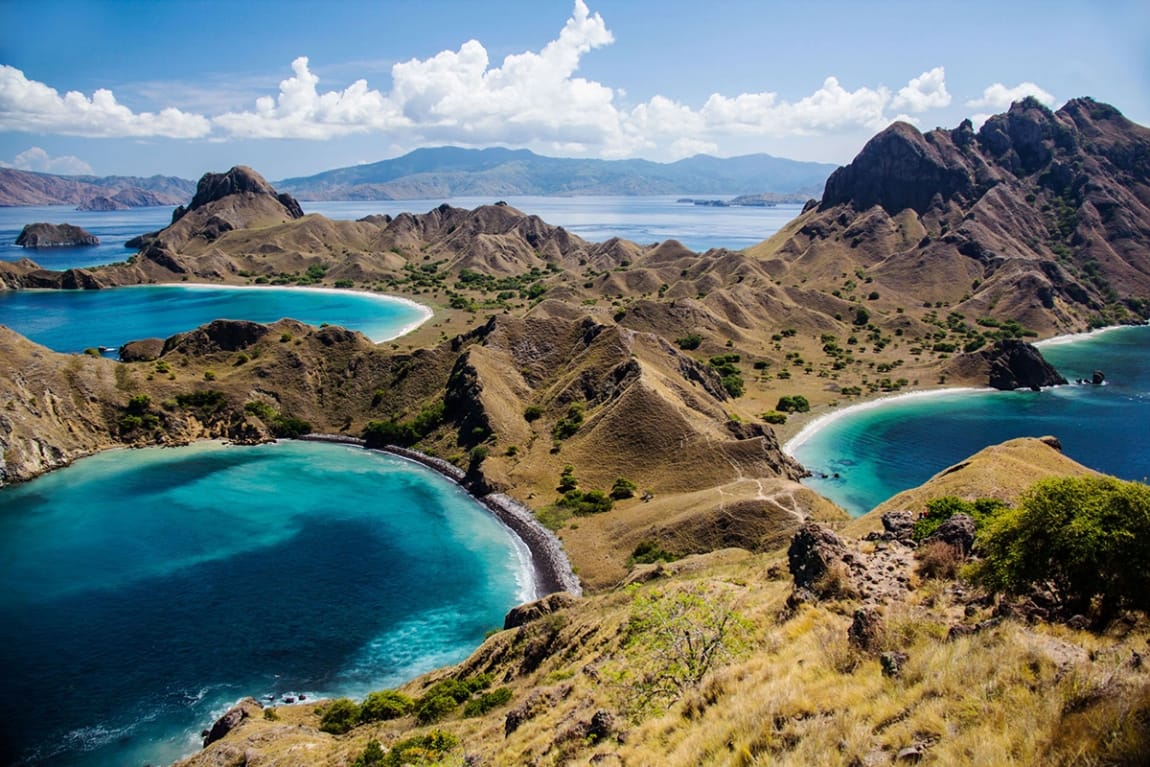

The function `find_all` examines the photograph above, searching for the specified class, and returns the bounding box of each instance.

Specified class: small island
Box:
[15,222,100,248]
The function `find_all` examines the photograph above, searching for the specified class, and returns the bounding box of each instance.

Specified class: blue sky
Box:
[1,0,1147,180]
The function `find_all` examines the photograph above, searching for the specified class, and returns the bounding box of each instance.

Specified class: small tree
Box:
[359,690,413,723]
[610,477,638,500]
[971,476,1150,624]
[318,698,360,734]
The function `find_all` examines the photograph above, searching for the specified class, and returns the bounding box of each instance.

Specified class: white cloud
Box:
[0,65,210,138]
[213,56,402,139]
[1,146,94,175]
[966,81,1055,110]
[891,67,951,112]
[0,2,956,163]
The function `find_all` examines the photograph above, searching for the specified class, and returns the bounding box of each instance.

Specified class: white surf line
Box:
[782,387,988,457]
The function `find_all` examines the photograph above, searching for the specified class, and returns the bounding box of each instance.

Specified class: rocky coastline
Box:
[299,434,581,599]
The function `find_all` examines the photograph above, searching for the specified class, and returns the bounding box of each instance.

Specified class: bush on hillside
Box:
[358,690,413,723]
[318,698,360,734]
[971,476,1150,624]
[912,496,1005,541]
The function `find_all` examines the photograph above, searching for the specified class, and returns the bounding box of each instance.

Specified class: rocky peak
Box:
[976,98,1076,175]
[172,166,304,224]
[820,121,974,215]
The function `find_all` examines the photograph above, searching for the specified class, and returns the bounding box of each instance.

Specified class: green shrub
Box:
[630,540,678,565]
[126,394,151,415]
[351,739,385,767]
[359,690,413,723]
[761,410,787,425]
[378,731,459,766]
[175,389,227,413]
[911,496,1004,541]
[557,465,578,492]
[775,395,810,413]
[523,404,544,422]
[556,489,613,516]
[414,694,458,724]
[610,477,638,500]
[551,402,585,440]
[463,687,512,717]
[675,334,703,350]
[971,476,1150,623]
[318,698,360,734]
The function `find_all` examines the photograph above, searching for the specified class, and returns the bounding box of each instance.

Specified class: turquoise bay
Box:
[0,284,430,354]
[0,441,532,767]
[788,324,1150,516]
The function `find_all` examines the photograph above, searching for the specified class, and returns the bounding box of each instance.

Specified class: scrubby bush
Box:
[551,402,585,439]
[912,496,1004,541]
[523,404,544,422]
[675,333,703,350]
[775,395,810,413]
[318,697,360,734]
[761,410,787,425]
[971,476,1150,623]
[463,687,512,717]
[359,690,413,723]
[630,540,677,565]
[556,489,614,516]
[916,540,965,580]
[376,731,459,766]
[610,477,638,500]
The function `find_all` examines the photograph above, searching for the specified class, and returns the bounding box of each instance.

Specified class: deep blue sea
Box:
[0,441,532,767]
[788,324,1150,516]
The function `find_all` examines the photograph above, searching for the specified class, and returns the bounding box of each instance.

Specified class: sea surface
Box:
[0,441,533,767]
[0,284,430,354]
[787,324,1150,516]
[0,197,800,270]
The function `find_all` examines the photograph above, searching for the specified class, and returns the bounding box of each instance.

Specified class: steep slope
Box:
[751,98,1150,336]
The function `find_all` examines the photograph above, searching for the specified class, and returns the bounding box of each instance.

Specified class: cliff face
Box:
[756,97,1150,335]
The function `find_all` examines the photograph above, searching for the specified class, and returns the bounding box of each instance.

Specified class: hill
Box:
[0,167,194,207]
[275,146,837,199]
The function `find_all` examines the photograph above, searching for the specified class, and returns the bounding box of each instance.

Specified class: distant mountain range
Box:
[275,147,838,200]
[0,168,195,208]
[0,148,837,208]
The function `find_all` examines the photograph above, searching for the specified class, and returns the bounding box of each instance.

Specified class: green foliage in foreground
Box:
[912,496,1006,541]
[615,585,750,719]
[353,731,460,767]
[415,674,495,724]
[971,476,1150,623]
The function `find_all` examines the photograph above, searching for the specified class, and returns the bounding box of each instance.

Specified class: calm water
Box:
[788,325,1150,515]
[0,441,532,767]
[0,285,430,354]
[0,198,799,272]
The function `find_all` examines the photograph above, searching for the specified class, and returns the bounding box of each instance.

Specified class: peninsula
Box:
[0,97,1148,766]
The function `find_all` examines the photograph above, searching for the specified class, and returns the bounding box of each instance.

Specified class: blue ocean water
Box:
[788,324,1150,516]
[0,198,799,272]
[0,441,532,767]
[0,205,175,271]
[0,285,430,354]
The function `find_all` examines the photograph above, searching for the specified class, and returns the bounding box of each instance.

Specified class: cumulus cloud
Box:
[966,81,1055,109]
[0,65,210,138]
[891,67,951,112]
[1,146,94,175]
[0,2,956,161]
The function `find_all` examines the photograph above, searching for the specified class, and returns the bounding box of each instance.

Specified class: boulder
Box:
[881,651,909,678]
[119,338,165,362]
[1092,370,1105,385]
[924,513,977,557]
[881,510,916,542]
[15,222,99,248]
[848,606,884,652]
[787,523,852,592]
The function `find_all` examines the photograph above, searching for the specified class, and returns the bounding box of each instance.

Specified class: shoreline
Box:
[299,434,581,600]
[782,322,1150,459]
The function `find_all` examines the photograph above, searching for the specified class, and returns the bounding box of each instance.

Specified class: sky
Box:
[1,0,1147,181]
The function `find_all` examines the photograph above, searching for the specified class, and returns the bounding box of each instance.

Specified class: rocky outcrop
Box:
[202,697,260,747]
[787,523,854,593]
[981,339,1068,390]
[504,592,580,630]
[15,222,99,247]
[172,165,304,224]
